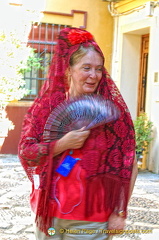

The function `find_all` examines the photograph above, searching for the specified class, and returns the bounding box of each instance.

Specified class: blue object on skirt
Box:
[56,155,80,177]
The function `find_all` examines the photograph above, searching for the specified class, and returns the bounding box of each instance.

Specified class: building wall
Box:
[120,33,141,119]
[114,0,158,13]
[41,0,113,71]
[111,0,159,173]
[1,103,32,154]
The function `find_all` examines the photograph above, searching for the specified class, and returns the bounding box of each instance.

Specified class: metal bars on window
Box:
[23,23,68,100]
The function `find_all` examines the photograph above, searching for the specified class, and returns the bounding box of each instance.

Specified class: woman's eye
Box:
[96,68,103,72]
[83,66,103,72]
[84,67,90,70]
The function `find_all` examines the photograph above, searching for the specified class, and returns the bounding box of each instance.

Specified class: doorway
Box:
[138,34,149,115]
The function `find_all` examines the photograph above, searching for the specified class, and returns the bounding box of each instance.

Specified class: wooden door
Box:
[138,34,149,115]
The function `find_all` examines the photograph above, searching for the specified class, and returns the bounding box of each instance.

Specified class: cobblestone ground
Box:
[114,170,159,240]
[0,155,34,240]
[0,155,159,240]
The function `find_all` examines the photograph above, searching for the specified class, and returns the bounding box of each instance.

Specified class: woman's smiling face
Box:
[69,50,103,97]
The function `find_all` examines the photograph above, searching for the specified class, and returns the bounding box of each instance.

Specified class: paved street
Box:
[0,154,159,240]
[0,155,33,240]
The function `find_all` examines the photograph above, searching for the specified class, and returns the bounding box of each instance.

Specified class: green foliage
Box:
[0,31,42,109]
[19,48,44,74]
[133,113,153,157]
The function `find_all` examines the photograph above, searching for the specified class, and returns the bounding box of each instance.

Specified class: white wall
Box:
[120,33,141,120]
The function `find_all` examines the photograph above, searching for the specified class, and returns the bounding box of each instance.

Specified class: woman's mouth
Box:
[85,82,96,86]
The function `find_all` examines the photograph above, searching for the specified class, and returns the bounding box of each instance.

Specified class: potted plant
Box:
[133,113,153,168]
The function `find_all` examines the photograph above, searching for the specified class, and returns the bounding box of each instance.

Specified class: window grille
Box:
[23,23,68,100]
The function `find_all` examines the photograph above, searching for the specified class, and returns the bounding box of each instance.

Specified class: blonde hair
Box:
[69,45,100,66]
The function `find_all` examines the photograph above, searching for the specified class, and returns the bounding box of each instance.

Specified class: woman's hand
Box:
[53,127,90,156]
[61,127,90,149]
[107,212,126,234]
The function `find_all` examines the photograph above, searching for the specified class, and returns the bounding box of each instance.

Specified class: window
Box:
[24,23,68,100]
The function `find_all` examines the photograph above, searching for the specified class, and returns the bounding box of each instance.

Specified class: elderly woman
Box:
[18,27,138,240]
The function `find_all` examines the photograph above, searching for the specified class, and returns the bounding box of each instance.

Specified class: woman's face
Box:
[69,50,103,97]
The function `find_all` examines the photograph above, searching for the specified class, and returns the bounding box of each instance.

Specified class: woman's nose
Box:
[90,69,97,78]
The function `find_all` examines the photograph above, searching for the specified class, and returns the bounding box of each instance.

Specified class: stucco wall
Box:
[114,0,158,13]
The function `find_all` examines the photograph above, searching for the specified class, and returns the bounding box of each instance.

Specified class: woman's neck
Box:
[68,88,80,98]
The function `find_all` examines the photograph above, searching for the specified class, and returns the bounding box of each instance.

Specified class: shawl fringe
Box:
[35,144,56,236]
[85,173,129,218]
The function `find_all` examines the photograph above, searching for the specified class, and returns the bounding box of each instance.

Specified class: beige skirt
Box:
[33,216,113,240]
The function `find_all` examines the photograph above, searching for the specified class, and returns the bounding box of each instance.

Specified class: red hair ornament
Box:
[68,29,94,45]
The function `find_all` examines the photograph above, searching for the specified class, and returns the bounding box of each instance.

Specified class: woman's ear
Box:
[65,67,71,87]
[67,66,72,76]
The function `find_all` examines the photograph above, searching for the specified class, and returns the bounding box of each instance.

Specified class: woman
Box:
[18,27,138,240]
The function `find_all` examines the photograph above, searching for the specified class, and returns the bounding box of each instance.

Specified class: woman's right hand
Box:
[53,127,90,156]
[61,127,90,149]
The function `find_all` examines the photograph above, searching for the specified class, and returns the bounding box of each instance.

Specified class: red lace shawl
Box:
[18,27,135,235]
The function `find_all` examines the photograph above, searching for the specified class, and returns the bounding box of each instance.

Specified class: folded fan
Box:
[43,94,120,142]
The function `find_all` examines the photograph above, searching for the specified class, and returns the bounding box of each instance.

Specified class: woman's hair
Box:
[69,45,103,66]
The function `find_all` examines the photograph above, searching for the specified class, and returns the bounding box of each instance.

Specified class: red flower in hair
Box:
[68,29,94,45]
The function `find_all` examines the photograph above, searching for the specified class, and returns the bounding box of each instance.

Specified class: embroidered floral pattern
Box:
[120,168,131,178]
[105,129,116,148]
[122,139,135,156]
[114,121,128,138]
[108,149,123,169]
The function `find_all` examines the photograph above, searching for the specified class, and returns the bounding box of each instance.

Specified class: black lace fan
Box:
[43,94,120,142]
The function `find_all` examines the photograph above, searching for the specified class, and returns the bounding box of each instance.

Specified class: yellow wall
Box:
[40,0,113,72]
[115,0,158,13]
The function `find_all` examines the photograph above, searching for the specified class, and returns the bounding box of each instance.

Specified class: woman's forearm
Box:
[128,157,138,201]
[53,138,68,157]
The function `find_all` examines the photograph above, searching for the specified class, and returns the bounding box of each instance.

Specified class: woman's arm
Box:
[19,124,90,165]
[128,157,138,201]
[18,136,56,167]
